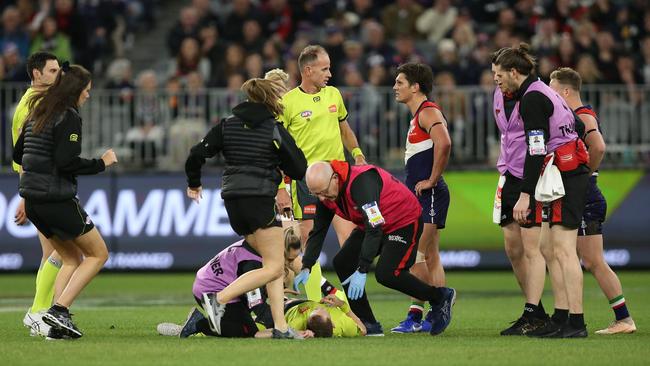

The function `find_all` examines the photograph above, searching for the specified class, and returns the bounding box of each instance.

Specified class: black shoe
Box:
[42,307,83,339]
[500,316,547,336]
[527,318,564,338]
[180,308,205,338]
[363,321,385,336]
[45,327,72,341]
[548,323,588,338]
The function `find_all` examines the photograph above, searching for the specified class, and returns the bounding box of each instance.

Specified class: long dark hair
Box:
[27,64,91,134]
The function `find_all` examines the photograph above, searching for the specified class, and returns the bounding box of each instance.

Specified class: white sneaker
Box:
[202,292,226,335]
[23,311,51,337]
[157,323,183,336]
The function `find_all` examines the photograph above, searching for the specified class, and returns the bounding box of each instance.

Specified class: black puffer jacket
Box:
[185,101,307,199]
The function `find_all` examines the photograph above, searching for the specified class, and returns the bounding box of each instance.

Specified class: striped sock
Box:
[609,295,630,321]
[409,301,424,322]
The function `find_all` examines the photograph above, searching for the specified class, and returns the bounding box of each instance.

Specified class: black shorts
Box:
[194,296,258,338]
[292,178,318,220]
[224,196,281,236]
[499,173,538,228]
[539,170,590,230]
[25,198,94,240]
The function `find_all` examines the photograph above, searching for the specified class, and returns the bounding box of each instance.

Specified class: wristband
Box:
[351,147,364,158]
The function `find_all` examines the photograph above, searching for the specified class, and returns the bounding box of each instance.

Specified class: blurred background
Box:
[1,0,649,271]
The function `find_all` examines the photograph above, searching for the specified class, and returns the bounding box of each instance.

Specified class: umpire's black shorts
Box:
[25,198,94,240]
[224,196,281,236]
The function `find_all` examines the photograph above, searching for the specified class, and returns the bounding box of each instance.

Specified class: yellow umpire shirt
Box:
[12,87,35,172]
[278,86,348,164]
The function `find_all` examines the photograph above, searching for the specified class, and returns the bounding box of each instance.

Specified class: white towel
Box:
[493,175,506,224]
[535,154,565,203]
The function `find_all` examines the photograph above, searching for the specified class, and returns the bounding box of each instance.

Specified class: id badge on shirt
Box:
[246,288,263,308]
[528,130,547,156]
[362,201,385,228]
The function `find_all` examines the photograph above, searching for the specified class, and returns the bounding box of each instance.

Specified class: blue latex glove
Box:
[293,268,310,292]
[341,270,367,300]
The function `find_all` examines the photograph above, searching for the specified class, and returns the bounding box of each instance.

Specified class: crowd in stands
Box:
[160,0,650,92]
[0,0,155,82]
[3,0,650,169]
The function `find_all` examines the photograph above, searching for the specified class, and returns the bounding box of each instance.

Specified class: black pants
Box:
[194,297,258,338]
[332,218,445,324]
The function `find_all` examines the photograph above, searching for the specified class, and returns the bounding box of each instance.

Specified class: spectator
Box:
[29,16,73,63]
[262,0,294,42]
[493,29,514,50]
[179,71,209,121]
[126,70,165,166]
[261,39,283,71]
[382,0,422,39]
[339,40,366,83]
[575,54,603,85]
[199,24,225,83]
[105,58,135,104]
[363,21,395,67]
[244,53,264,79]
[389,34,425,73]
[1,6,29,60]
[168,37,211,82]
[323,23,345,84]
[452,19,477,60]
[167,6,200,56]
[530,17,560,57]
[615,54,641,105]
[53,0,88,66]
[640,36,650,84]
[571,21,595,55]
[610,5,637,51]
[555,33,576,68]
[433,72,466,159]
[168,71,209,167]
[432,39,463,83]
[496,8,524,36]
[242,19,264,55]
[547,0,585,33]
[595,31,618,83]
[212,43,245,87]
[344,0,382,35]
[223,0,262,43]
[537,56,557,83]
[1,43,28,82]
[193,0,220,29]
[589,0,614,29]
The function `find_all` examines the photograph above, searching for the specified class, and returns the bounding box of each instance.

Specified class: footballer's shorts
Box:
[25,198,94,240]
[538,168,590,230]
[407,177,450,229]
[578,175,607,236]
[224,196,281,236]
[499,172,539,228]
[292,178,318,220]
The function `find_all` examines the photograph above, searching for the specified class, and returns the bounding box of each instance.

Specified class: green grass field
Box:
[1,271,648,365]
[441,170,643,249]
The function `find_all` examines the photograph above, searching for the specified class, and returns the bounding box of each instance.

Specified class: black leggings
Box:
[332,219,445,324]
